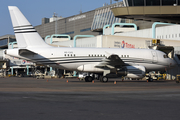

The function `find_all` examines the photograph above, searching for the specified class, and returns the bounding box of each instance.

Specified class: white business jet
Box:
[5,6,176,82]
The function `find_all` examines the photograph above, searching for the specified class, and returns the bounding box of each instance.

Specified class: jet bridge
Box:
[149,39,174,59]
[148,39,176,80]
[153,46,174,59]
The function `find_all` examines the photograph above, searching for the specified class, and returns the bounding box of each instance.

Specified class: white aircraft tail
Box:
[8,6,50,48]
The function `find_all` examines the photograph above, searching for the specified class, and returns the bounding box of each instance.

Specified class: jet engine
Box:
[117,65,146,79]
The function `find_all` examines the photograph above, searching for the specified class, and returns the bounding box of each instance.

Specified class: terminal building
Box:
[34,1,156,39]
[35,2,125,38]
[1,0,180,80]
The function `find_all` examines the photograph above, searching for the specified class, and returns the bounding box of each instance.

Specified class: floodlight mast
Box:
[53,12,58,34]
[114,0,119,7]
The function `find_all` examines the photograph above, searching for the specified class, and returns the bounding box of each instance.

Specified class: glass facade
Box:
[134,0,144,6]
[63,31,74,35]
[9,38,16,43]
[80,28,91,32]
[91,7,122,31]
[126,0,178,6]
[0,39,8,47]
[162,0,176,5]
[127,0,133,6]
[146,0,160,6]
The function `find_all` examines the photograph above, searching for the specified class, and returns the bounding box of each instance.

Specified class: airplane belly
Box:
[145,64,166,72]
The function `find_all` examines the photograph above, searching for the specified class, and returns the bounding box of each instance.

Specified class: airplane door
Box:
[151,51,158,63]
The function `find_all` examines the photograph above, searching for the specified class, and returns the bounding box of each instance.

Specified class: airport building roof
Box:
[112,0,180,23]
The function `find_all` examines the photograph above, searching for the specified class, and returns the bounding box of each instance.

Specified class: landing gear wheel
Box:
[99,76,103,82]
[85,76,93,82]
[148,77,153,82]
[102,76,108,83]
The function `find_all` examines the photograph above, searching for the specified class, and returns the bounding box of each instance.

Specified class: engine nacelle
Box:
[77,64,104,72]
[117,65,146,79]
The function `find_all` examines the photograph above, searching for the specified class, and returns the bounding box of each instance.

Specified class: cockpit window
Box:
[163,55,168,58]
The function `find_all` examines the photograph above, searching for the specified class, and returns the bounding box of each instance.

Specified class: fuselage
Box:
[6,6,177,81]
[5,47,176,73]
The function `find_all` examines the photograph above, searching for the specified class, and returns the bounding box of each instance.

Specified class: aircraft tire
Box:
[148,77,153,82]
[85,76,93,82]
[99,76,103,82]
[102,76,108,83]
[85,77,88,82]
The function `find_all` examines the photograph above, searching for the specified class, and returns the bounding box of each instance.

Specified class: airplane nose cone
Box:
[170,59,177,67]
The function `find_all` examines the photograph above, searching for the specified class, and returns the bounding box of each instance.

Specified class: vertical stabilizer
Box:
[8,6,50,48]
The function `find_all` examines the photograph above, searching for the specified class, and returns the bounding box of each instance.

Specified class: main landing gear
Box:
[85,75,109,83]
[99,76,108,83]
[85,76,93,82]
[85,70,110,83]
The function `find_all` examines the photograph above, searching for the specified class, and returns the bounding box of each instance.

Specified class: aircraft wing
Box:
[95,54,125,68]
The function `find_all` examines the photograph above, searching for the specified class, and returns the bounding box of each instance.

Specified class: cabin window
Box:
[64,54,66,56]
[127,55,129,58]
[163,55,168,58]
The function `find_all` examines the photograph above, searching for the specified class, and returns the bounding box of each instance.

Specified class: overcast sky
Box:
[0,0,122,36]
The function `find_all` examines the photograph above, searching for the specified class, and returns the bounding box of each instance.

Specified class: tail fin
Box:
[8,6,50,48]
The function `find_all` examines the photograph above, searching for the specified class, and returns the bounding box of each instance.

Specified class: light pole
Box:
[53,12,58,34]
[114,0,119,7]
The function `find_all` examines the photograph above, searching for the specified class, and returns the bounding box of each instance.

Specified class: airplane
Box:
[5,6,177,82]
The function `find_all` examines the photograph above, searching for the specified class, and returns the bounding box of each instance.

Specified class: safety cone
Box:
[114,81,117,84]
[147,80,149,83]
[47,80,48,82]
[66,80,69,83]
[92,80,94,83]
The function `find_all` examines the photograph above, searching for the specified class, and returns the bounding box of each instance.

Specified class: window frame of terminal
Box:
[126,0,179,6]
[91,7,121,31]
[163,54,168,58]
